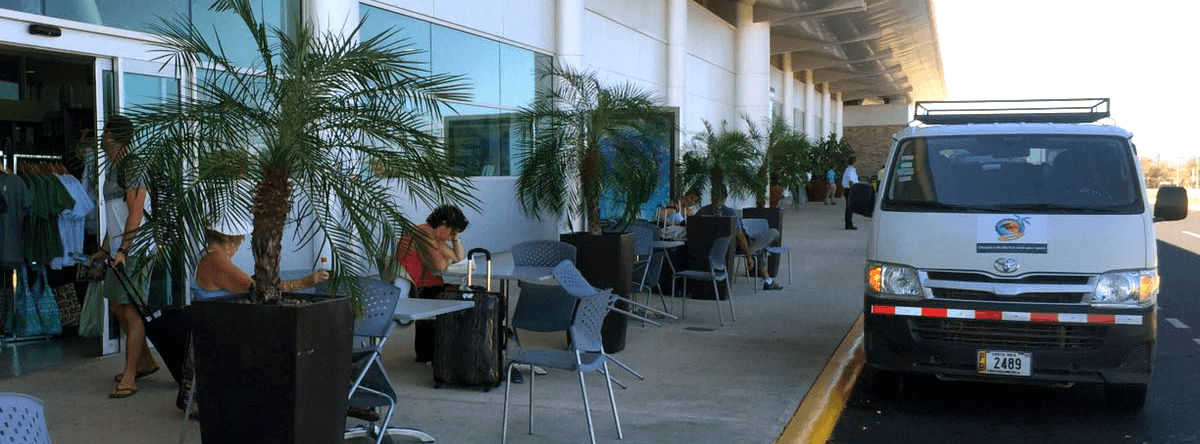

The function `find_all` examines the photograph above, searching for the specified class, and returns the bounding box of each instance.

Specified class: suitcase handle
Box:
[464,248,491,292]
[105,260,156,321]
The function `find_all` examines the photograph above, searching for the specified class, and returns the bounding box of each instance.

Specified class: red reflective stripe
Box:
[975,310,1002,320]
[872,305,896,315]
[1088,314,1116,324]
[923,308,948,318]
[1031,313,1058,323]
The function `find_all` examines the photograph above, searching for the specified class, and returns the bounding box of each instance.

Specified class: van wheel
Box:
[1106,383,1148,411]
[865,368,906,397]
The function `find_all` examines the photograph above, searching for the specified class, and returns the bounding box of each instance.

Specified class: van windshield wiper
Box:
[993,203,1122,214]
[882,201,998,213]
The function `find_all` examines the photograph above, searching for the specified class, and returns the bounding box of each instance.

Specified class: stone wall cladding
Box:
[843,124,907,182]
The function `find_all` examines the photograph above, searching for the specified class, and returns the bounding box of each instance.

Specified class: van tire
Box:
[1105,383,1148,411]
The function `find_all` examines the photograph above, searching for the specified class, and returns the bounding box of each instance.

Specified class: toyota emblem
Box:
[993,258,1020,274]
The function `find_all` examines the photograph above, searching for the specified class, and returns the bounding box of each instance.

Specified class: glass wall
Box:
[361,4,551,177]
[2,0,284,42]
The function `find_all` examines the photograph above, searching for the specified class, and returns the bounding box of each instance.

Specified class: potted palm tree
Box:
[744,116,810,276]
[808,134,854,201]
[512,64,665,352]
[677,120,759,299]
[124,1,475,442]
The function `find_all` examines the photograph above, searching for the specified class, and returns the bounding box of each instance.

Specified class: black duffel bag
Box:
[849,182,876,218]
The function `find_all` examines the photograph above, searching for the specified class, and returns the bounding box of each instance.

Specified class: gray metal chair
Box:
[511,240,578,335]
[0,392,51,444]
[671,235,736,326]
[502,261,622,444]
[315,277,430,444]
[741,218,790,286]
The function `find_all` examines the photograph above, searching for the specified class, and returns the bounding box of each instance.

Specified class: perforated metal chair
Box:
[316,277,429,444]
[671,235,736,325]
[0,392,50,444]
[740,218,791,285]
[511,240,578,335]
[501,261,622,444]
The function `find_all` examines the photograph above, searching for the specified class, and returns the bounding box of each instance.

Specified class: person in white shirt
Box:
[841,156,859,230]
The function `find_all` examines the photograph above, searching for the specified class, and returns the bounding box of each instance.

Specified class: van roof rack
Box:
[913,98,1110,125]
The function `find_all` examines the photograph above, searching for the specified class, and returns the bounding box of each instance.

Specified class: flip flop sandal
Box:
[110,382,138,399]
[113,367,160,382]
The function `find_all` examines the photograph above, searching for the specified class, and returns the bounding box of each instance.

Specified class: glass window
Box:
[431,25,499,105]
[361,4,430,66]
[499,44,550,108]
[191,0,283,67]
[881,135,1142,214]
[46,0,188,34]
[442,103,513,177]
[123,72,178,110]
[0,0,40,14]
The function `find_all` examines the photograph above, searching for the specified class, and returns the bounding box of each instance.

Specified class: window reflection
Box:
[361,4,551,177]
[46,0,188,34]
[123,72,178,109]
[191,0,283,67]
[0,0,40,14]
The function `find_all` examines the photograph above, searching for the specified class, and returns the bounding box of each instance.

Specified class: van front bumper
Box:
[863,296,1155,386]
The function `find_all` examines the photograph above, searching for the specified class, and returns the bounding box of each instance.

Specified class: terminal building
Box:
[0,0,943,360]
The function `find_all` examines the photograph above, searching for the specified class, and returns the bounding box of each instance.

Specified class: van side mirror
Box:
[1153,186,1188,222]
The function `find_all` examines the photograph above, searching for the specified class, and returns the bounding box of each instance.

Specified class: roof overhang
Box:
[700,0,947,103]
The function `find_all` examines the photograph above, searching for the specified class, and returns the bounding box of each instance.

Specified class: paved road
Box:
[829,215,1200,444]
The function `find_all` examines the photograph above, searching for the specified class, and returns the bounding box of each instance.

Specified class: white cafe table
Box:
[439,251,558,291]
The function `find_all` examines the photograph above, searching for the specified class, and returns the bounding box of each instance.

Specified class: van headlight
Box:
[1088,269,1158,308]
[868,261,924,299]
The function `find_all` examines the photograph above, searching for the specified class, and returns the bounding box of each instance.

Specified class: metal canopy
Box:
[701,0,947,103]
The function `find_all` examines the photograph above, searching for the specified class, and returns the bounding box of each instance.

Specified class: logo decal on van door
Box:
[977,215,1048,254]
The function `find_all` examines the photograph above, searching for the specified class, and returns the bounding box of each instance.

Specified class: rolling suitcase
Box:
[108,262,190,385]
[433,248,506,389]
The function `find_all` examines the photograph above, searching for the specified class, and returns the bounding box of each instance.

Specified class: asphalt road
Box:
[829,214,1200,444]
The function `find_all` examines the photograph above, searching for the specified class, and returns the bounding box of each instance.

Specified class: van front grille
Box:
[911,319,1105,350]
[929,288,1085,304]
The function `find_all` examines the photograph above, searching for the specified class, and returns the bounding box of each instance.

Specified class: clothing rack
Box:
[13,153,63,173]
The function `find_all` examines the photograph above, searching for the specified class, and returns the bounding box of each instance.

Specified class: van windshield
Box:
[881,134,1143,214]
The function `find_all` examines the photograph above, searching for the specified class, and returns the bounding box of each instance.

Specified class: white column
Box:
[781,53,794,126]
[667,0,687,133]
[803,70,816,142]
[302,0,357,38]
[835,92,844,139]
[821,82,832,138]
[734,0,769,129]
[557,0,584,69]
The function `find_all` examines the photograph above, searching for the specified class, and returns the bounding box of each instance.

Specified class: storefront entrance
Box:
[1,43,182,376]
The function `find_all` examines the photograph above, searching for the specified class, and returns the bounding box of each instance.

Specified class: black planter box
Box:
[560,231,633,353]
[192,294,353,444]
[683,215,736,300]
[742,207,782,277]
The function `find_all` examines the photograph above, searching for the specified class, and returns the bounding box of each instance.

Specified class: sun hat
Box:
[210,211,253,236]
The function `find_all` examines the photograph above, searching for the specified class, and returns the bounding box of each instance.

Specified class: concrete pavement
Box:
[0,200,870,444]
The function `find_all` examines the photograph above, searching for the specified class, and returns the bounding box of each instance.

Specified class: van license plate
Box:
[977,350,1031,376]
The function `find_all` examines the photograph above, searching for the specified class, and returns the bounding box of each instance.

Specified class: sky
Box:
[931,0,1198,162]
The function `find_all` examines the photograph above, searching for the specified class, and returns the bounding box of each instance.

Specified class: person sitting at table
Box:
[695,191,783,290]
[179,214,330,416]
[390,205,469,364]
[658,189,700,226]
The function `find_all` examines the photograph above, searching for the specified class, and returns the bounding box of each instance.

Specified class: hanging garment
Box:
[51,174,95,269]
[0,174,32,265]
[21,173,73,266]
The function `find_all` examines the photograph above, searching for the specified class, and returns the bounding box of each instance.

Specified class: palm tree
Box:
[678,120,760,205]
[513,64,665,235]
[124,0,476,305]
[746,116,811,207]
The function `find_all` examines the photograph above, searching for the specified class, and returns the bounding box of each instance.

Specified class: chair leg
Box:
[725,279,737,322]
[607,356,645,380]
[603,361,623,439]
[178,370,197,444]
[578,367,597,444]
[528,362,535,435]
[712,278,724,326]
[787,250,793,285]
[502,361,514,444]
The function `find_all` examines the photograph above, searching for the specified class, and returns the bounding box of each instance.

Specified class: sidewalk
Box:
[0,200,870,444]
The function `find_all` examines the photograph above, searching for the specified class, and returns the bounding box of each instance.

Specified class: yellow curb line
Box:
[776,314,865,444]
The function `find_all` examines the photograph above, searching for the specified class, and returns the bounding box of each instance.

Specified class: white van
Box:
[863,99,1190,410]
